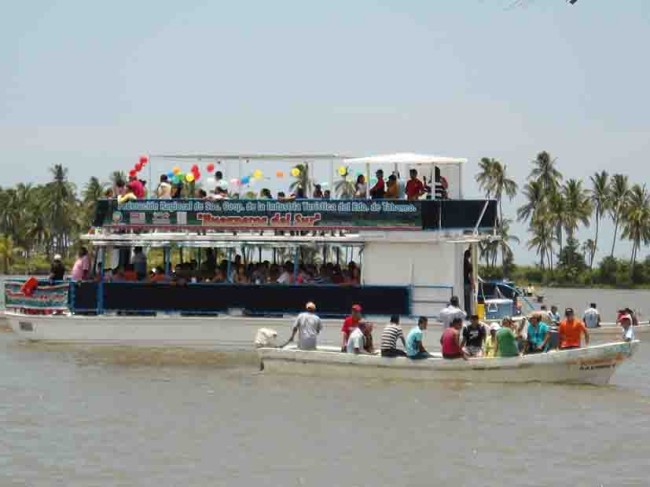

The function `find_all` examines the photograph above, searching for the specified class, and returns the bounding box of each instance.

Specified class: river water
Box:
[2,287,650,486]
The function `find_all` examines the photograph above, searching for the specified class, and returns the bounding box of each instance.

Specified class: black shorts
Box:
[381,349,407,357]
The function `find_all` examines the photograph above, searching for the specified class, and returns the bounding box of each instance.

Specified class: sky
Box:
[1,0,649,264]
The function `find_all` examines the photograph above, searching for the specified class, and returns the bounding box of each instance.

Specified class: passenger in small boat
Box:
[380,315,407,357]
[524,313,551,354]
[132,246,147,281]
[49,254,65,282]
[288,302,322,351]
[484,324,500,358]
[461,314,486,357]
[407,316,432,359]
[354,175,367,199]
[347,321,369,354]
[549,305,561,326]
[495,317,520,358]
[558,308,589,350]
[439,296,467,328]
[583,303,601,329]
[619,314,635,342]
[71,247,91,281]
[440,317,464,359]
[341,304,364,352]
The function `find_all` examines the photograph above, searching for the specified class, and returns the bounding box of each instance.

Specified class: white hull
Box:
[258,341,640,386]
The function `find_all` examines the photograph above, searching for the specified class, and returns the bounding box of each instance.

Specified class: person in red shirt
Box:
[405,169,425,200]
[558,307,590,349]
[341,304,364,351]
[128,176,145,199]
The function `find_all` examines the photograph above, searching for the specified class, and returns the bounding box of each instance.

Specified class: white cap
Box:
[53,254,62,261]
[490,323,501,332]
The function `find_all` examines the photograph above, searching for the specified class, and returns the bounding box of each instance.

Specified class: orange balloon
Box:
[276,170,285,178]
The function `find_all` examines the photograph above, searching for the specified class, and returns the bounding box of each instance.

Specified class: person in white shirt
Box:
[276,264,294,284]
[619,314,635,342]
[288,302,322,350]
[439,296,467,328]
[583,303,601,329]
[156,174,172,199]
[347,322,369,354]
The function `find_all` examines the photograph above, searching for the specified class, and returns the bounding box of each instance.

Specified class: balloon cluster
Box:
[129,155,149,178]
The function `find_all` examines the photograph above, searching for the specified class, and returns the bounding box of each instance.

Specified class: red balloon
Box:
[139,155,149,165]
[191,164,199,172]
[135,163,143,172]
[195,171,201,180]
[206,163,215,172]
[129,169,137,178]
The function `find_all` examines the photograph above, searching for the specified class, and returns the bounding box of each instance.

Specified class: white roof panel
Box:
[343,152,467,166]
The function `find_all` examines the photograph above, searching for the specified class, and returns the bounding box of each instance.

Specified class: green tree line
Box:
[476,151,650,287]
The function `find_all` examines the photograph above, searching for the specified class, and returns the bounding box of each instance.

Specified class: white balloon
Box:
[219,180,229,190]
[207,177,216,187]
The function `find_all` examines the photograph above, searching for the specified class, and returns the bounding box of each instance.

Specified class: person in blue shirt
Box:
[525,313,551,354]
[406,316,431,359]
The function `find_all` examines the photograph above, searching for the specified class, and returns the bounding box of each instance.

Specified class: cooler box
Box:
[484,298,514,321]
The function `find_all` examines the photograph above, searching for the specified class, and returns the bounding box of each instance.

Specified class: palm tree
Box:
[45,164,77,255]
[516,180,545,223]
[621,184,650,270]
[0,234,15,274]
[527,216,555,270]
[496,219,520,272]
[334,168,356,198]
[547,191,566,256]
[289,163,313,197]
[609,174,630,257]
[582,239,596,269]
[589,171,610,268]
[475,157,496,198]
[562,179,592,240]
[110,171,126,186]
[529,151,563,193]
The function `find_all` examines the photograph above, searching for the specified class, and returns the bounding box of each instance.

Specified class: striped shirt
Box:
[380,324,405,350]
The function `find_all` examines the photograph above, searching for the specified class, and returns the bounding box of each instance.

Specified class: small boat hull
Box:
[258,341,640,386]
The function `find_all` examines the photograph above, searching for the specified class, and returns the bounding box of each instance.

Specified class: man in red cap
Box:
[341,304,364,352]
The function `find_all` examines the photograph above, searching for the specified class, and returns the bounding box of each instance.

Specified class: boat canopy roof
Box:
[151,153,349,161]
[343,153,467,166]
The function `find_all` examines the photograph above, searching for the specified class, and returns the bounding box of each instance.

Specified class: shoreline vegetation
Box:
[1,152,649,289]
[476,151,650,289]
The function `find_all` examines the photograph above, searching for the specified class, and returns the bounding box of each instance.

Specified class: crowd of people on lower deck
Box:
[287,297,637,359]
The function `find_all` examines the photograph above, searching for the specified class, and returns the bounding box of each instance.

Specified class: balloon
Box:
[129,169,137,178]
[195,171,201,181]
[191,164,199,172]
[219,180,229,190]
[172,166,181,175]
[207,177,216,187]
[276,170,285,178]
[241,176,250,185]
[185,173,195,183]
[167,171,174,179]
[139,155,149,165]
[206,163,215,172]
[230,178,240,186]
[291,167,301,177]
[338,166,347,176]
[253,169,263,180]
[135,162,143,172]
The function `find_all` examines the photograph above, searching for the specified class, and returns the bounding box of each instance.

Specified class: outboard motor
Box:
[254,328,278,348]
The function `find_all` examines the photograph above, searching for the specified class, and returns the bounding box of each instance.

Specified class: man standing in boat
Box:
[288,302,322,351]
[558,308,589,350]
[583,303,601,329]
[439,296,467,328]
[341,304,364,352]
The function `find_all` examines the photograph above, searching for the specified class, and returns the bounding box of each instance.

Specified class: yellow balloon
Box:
[185,173,195,183]
[253,169,263,179]
[172,166,181,175]
[291,167,301,177]
[338,166,347,176]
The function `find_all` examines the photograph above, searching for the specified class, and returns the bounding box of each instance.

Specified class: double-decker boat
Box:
[0,152,549,349]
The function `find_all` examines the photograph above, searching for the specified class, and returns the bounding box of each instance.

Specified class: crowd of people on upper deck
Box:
[109,168,450,204]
